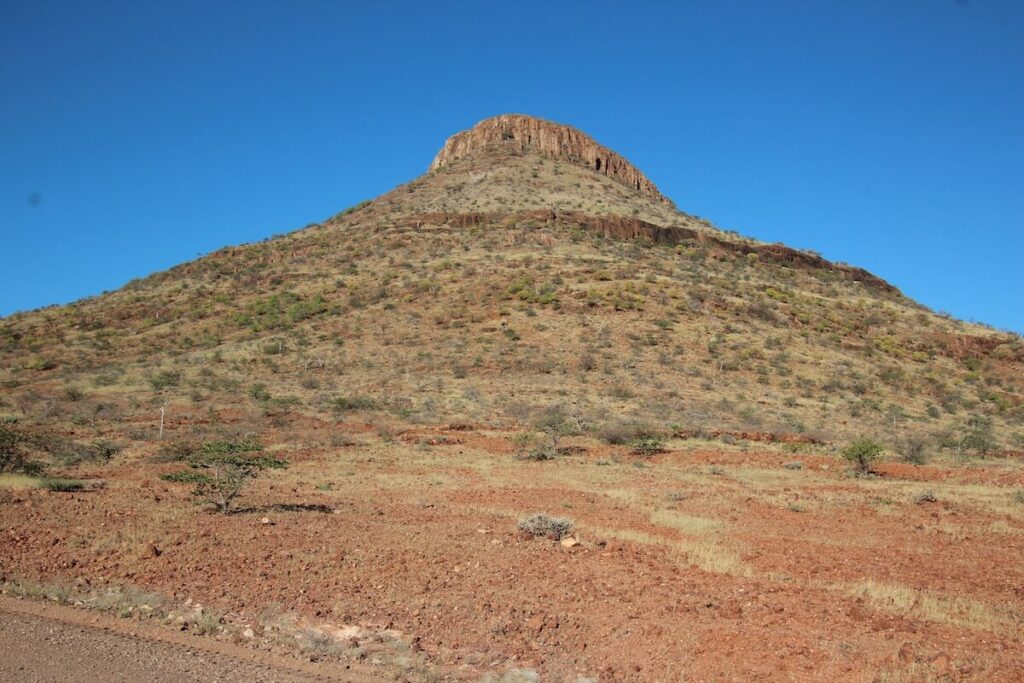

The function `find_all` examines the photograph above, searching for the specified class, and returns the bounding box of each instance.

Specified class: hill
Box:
[2,114,1023,681]
[2,114,1021,449]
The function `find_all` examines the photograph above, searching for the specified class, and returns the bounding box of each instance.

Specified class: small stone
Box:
[560,536,580,548]
[260,517,271,525]
[930,652,951,673]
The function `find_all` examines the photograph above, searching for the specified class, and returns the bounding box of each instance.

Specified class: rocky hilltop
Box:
[429,114,673,205]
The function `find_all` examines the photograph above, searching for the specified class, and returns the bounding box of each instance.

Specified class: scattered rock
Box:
[930,652,951,674]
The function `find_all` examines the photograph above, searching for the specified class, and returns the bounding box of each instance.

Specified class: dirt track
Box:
[0,596,365,682]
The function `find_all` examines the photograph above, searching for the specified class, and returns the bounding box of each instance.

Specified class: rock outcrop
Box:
[429,114,672,205]
[399,210,900,294]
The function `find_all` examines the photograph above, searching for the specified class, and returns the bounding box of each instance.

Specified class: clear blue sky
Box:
[2,1,1022,332]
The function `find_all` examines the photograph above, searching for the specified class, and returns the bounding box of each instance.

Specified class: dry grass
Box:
[848,580,1023,632]
[0,473,44,490]
[648,509,724,536]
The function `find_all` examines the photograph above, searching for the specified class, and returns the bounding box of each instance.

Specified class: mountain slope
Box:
[1,113,1021,450]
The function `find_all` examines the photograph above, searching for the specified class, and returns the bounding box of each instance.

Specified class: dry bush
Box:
[518,513,574,540]
[520,516,577,540]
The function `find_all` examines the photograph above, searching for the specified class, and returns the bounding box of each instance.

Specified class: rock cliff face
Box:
[429,114,672,205]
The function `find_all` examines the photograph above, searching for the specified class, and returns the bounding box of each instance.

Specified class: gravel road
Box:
[0,596,367,682]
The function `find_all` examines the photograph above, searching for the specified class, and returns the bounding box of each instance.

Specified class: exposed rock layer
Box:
[429,114,672,205]
[400,210,899,294]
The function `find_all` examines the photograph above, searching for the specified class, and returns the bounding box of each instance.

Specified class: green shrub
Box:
[39,478,85,492]
[958,415,995,457]
[198,439,263,456]
[161,439,285,513]
[50,437,122,467]
[896,436,928,465]
[0,422,30,473]
[842,438,883,475]
[512,405,582,461]
[331,396,378,412]
[630,435,666,456]
[249,383,271,402]
[599,421,661,447]
[149,370,181,391]
[153,438,201,463]
[0,422,46,475]
[63,386,85,402]
[91,439,121,462]
[159,470,210,484]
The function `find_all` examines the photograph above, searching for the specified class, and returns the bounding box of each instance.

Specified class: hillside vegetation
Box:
[2,146,1021,458]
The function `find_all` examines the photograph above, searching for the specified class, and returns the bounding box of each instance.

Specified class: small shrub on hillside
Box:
[0,422,30,473]
[578,352,597,372]
[513,405,583,462]
[159,470,209,484]
[913,490,938,504]
[958,415,995,457]
[630,435,666,456]
[149,370,181,391]
[328,433,359,448]
[331,395,378,412]
[162,439,285,513]
[198,439,263,456]
[842,438,883,475]
[63,386,85,402]
[598,421,660,446]
[513,432,556,461]
[0,422,46,475]
[249,383,271,402]
[518,513,574,540]
[896,436,929,465]
[533,405,581,439]
[54,438,122,466]
[39,478,85,492]
[93,439,121,461]
[153,437,201,463]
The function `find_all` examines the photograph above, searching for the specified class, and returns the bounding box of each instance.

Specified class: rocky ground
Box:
[2,420,1023,682]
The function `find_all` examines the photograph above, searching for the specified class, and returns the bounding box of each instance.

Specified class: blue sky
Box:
[2,1,1022,332]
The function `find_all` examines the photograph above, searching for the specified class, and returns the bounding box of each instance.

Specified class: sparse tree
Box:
[958,415,995,458]
[842,438,883,475]
[190,444,287,513]
[161,440,287,513]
